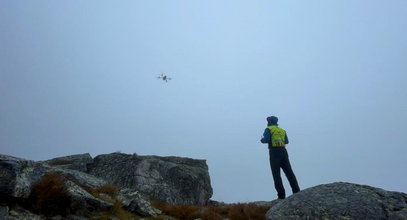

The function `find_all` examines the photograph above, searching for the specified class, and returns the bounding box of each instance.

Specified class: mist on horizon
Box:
[1,1,406,202]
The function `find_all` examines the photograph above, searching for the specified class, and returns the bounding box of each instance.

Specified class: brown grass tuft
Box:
[28,172,270,219]
[29,172,72,216]
[87,184,137,219]
[29,173,141,219]
[95,185,119,197]
[93,199,138,220]
[227,203,270,220]
[152,201,201,219]
[152,201,269,220]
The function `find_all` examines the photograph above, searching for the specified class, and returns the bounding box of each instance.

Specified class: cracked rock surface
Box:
[266,182,407,220]
[0,154,161,218]
[87,152,213,205]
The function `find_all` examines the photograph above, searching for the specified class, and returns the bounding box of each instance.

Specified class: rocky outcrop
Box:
[266,182,407,220]
[40,152,213,205]
[0,154,161,219]
[42,154,93,173]
[87,152,213,205]
[0,154,47,198]
[1,152,213,218]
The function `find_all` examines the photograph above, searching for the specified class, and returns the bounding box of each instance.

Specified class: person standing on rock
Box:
[260,116,300,199]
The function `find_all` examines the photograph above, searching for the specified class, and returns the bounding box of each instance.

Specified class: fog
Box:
[1,1,406,202]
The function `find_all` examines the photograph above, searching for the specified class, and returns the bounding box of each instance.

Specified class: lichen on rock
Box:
[87,152,213,205]
[266,182,407,220]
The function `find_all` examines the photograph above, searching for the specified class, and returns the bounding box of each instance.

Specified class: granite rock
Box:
[41,154,93,173]
[266,182,407,220]
[88,152,213,205]
[118,188,161,217]
[0,155,46,198]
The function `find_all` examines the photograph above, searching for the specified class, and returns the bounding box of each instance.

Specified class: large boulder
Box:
[0,154,46,198]
[266,182,407,220]
[0,154,159,218]
[87,152,213,205]
[0,154,107,199]
[41,154,93,173]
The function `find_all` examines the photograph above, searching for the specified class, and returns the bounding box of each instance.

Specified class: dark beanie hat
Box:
[267,116,278,124]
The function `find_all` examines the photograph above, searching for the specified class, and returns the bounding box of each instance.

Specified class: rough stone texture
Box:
[118,188,162,217]
[0,154,107,200]
[0,155,46,198]
[64,180,113,214]
[88,152,213,205]
[7,205,45,220]
[41,154,93,173]
[0,155,160,217]
[51,167,107,188]
[266,182,407,220]
[0,205,9,220]
[0,152,214,217]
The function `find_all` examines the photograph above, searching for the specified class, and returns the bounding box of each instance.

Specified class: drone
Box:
[157,73,172,82]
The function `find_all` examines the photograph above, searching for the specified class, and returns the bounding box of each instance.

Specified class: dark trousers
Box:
[269,147,300,199]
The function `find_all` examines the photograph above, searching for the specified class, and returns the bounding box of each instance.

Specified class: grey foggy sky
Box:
[1,1,407,202]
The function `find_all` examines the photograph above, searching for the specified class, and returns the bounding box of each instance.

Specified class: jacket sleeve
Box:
[285,133,289,144]
[261,128,271,144]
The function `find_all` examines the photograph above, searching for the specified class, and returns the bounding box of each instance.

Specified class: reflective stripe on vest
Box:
[267,125,286,147]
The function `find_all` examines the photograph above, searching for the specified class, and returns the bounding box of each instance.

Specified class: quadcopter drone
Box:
[157,73,172,82]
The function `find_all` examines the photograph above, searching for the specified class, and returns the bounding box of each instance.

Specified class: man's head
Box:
[267,116,278,125]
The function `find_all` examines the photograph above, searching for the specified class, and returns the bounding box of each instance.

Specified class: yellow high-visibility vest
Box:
[268,125,286,147]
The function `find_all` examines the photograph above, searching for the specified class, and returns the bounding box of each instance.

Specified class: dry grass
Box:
[226,203,270,220]
[92,199,138,220]
[95,184,119,197]
[163,203,223,220]
[152,201,270,220]
[28,172,270,219]
[87,184,138,219]
[28,172,134,219]
[29,172,72,216]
